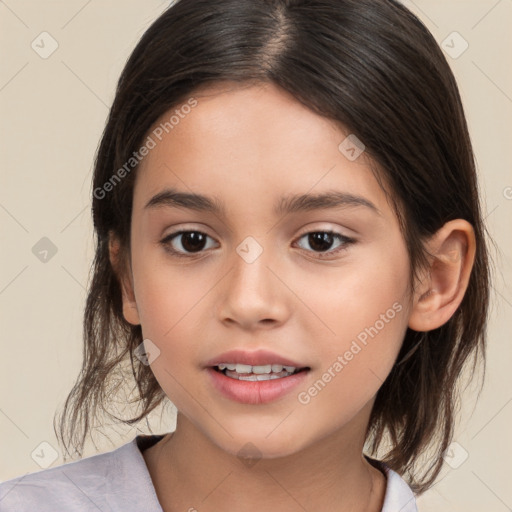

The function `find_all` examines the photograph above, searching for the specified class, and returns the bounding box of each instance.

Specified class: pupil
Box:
[182,232,206,252]
[309,232,333,252]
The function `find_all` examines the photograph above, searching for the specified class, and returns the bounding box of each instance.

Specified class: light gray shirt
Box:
[0,434,418,511]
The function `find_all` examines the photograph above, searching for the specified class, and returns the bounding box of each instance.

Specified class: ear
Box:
[108,231,141,326]
[408,219,476,332]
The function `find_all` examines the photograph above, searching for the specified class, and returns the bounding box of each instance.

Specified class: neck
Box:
[143,413,387,512]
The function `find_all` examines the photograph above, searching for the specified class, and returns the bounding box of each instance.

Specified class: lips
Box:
[204,349,307,368]
[204,349,310,404]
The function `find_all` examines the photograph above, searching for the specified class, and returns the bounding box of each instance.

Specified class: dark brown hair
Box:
[54,0,491,494]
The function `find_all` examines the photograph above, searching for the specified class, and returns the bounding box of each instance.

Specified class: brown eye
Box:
[295,231,355,257]
[161,230,217,257]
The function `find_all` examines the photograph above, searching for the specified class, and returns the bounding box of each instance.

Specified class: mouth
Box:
[205,349,311,404]
[212,363,310,381]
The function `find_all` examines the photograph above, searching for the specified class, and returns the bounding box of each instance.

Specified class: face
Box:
[120,82,413,458]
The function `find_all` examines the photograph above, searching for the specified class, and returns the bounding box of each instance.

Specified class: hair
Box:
[54,0,491,495]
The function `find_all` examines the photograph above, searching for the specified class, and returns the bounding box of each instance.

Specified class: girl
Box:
[0,0,490,510]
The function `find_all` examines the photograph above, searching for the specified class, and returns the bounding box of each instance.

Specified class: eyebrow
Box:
[144,187,380,216]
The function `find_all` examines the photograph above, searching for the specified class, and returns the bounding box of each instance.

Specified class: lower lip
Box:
[206,368,309,405]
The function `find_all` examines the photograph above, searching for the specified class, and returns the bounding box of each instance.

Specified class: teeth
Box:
[239,373,284,381]
[215,363,304,381]
[252,365,272,374]
[215,363,297,374]
[217,364,237,370]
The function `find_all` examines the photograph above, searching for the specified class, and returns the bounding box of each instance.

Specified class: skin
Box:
[109,81,476,512]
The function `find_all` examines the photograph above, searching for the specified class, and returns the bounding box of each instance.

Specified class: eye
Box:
[160,230,218,257]
[294,230,355,258]
[160,229,355,259]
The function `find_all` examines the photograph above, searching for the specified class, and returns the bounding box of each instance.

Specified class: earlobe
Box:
[108,231,141,326]
[408,219,476,332]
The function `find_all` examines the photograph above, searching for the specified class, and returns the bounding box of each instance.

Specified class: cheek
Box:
[293,241,410,398]
[293,298,408,437]
[132,245,207,338]
[295,239,409,343]
[131,262,208,412]
[128,250,206,380]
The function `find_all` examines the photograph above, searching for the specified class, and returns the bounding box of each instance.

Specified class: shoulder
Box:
[0,435,163,512]
[0,443,123,512]
[366,456,418,512]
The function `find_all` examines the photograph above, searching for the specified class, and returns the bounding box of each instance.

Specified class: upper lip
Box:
[205,349,307,368]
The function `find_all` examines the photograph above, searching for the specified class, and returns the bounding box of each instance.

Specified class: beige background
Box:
[0,1,511,510]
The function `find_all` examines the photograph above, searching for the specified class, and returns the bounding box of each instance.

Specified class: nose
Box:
[216,237,290,330]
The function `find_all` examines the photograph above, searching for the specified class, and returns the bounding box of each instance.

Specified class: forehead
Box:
[132,82,391,217]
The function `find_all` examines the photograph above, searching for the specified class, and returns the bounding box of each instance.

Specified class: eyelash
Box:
[159,229,356,260]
